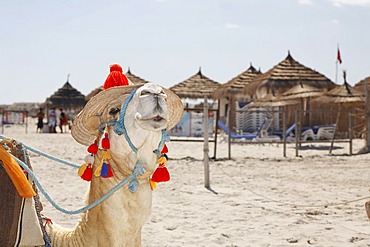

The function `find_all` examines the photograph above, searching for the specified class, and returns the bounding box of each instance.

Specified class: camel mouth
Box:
[152,115,164,122]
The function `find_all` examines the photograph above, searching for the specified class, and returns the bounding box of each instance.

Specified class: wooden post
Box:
[295,110,299,157]
[282,109,286,157]
[329,109,341,154]
[366,80,370,149]
[213,100,220,159]
[203,96,210,189]
[227,100,231,160]
[349,112,352,155]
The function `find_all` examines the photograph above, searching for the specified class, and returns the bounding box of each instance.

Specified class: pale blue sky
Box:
[1,0,369,104]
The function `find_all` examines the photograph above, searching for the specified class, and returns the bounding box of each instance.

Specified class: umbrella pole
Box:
[203,96,210,189]
[282,108,287,157]
[329,108,341,154]
[295,109,299,157]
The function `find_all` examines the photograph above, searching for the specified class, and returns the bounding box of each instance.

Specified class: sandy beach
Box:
[2,124,370,247]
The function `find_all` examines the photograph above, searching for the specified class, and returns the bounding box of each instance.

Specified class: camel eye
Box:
[109,107,120,116]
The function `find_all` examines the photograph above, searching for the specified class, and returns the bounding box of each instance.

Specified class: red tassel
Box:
[161,144,168,154]
[101,133,110,149]
[81,166,93,181]
[106,163,113,178]
[151,166,170,182]
[87,140,98,154]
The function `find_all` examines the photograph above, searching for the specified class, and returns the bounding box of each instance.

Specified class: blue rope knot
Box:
[128,161,145,193]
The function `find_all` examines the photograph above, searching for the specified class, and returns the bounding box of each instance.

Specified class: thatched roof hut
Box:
[354,76,370,93]
[316,81,364,104]
[244,52,336,99]
[85,68,150,101]
[46,81,86,111]
[169,68,220,99]
[213,64,261,99]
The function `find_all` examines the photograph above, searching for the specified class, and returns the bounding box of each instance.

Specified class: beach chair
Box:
[217,120,256,141]
[316,124,336,140]
[253,117,281,142]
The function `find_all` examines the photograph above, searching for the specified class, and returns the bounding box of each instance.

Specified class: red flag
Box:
[337,47,342,64]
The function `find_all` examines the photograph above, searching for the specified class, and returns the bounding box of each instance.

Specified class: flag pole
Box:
[335,60,338,84]
[335,44,339,84]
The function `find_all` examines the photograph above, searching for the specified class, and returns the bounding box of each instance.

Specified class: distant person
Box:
[48,107,57,133]
[59,108,67,133]
[36,108,45,133]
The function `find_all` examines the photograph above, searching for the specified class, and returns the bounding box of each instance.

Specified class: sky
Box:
[1,0,370,104]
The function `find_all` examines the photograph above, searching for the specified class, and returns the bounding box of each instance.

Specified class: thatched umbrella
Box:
[244,52,335,99]
[213,64,261,99]
[251,94,300,108]
[45,78,86,116]
[314,72,364,153]
[354,76,370,153]
[85,68,149,101]
[169,68,220,99]
[213,64,261,131]
[317,81,364,104]
[353,76,370,94]
[282,83,328,123]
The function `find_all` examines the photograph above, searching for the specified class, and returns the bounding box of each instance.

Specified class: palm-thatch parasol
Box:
[250,93,300,108]
[316,81,364,104]
[314,71,364,153]
[85,68,150,101]
[45,77,87,114]
[244,52,335,100]
[169,68,220,99]
[353,76,370,94]
[213,64,261,100]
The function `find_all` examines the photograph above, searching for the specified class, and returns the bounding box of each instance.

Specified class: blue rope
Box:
[0,135,80,169]
[11,148,143,214]
[113,88,139,153]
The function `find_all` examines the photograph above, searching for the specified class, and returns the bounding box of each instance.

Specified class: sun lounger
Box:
[316,124,336,140]
[217,120,256,140]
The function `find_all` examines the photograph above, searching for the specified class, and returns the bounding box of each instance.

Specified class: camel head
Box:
[134,83,169,131]
[72,83,183,174]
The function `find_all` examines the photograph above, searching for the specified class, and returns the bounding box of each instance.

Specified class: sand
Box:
[2,123,370,247]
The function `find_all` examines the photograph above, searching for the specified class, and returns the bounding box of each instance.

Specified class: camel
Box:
[1,83,183,247]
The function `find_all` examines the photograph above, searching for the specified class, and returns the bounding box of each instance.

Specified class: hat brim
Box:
[71,84,184,146]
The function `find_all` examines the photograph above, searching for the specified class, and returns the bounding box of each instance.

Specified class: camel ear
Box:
[86,115,101,135]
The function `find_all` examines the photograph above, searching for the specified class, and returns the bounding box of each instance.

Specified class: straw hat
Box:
[71,84,184,146]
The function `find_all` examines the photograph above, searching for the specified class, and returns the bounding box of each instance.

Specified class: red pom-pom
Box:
[161,144,168,154]
[87,141,98,154]
[103,64,129,89]
[81,166,93,181]
[151,166,170,182]
[101,133,110,149]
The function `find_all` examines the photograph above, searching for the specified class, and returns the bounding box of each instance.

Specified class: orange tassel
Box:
[150,179,157,190]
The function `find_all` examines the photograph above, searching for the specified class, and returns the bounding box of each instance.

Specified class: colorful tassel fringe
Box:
[78,128,114,181]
